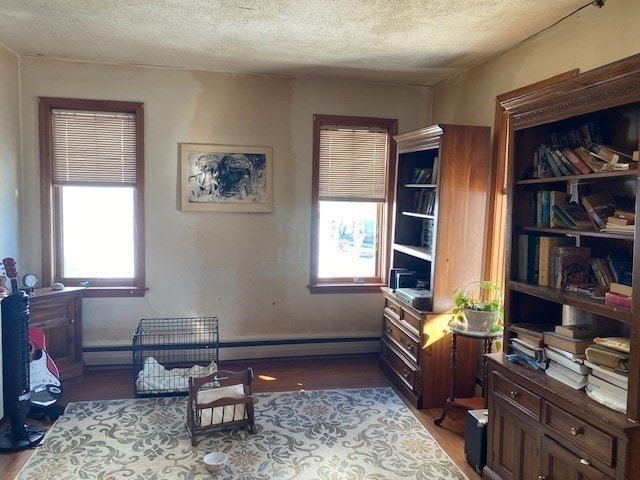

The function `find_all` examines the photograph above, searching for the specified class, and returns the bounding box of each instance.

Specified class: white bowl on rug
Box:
[204,452,228,474]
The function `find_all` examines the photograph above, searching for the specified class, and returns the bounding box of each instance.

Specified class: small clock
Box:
[22,273,38,294]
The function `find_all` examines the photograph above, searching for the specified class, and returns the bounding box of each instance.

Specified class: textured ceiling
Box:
[0,0,594,86]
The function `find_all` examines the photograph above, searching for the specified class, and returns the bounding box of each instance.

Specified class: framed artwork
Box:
[180,143,272,212]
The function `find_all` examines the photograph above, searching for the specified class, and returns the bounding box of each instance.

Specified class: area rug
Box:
[17,387,467,480]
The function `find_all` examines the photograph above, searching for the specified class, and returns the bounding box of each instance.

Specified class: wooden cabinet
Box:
[486,54,640,479]
[28,287,84,380]
[379,124,490,408]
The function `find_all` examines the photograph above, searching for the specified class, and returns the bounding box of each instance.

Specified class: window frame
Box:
[39,97,146,297]
[309,114,398,293]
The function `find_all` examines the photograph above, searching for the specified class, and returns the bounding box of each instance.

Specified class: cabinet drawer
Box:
[380,341,418,393]
[401,308,421,334]
[384,296,402,319]
[383,315,419,363]
[493,371,541,420]
[544,403,615,468]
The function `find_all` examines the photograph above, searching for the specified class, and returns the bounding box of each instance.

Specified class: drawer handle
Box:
[406,343,415,351]
[509,391,519,399]
[385,326,392,334]
[570,426,584,436]
[402,369,410,379]
[70,318,75,324]
[538,476,548,480]
[579,458,591,467]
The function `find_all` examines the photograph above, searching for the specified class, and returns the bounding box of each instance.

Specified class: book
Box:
[587,374,628,399]
[509,323,557,338]
[546,361,588,389]
[575,146,607,172]
[564,283,607,299]
[517,234,540,284]
[584,361,628,389]
[604,291,632,309]
[543,331,592,354]
[581,191,616,229]
[590,258,608,287]
[609,282,633,297]
[606,253,633,286]
[607,210,634,225]
[601,222,634,234]
[544,347,590,374]
[550,246,591,289]
[511,339,544,361]
[546,345,585,361]
[585,345,628,371]
[589,144,621,163]
[554,323,608,339]
[600,162,637,171]
[538,236,572,287]
[552,203,593,229]
[541,146,563,177]
[513,332,544,349]
[586,384,626,413]
[549,191,572,228]
[562,147,592,174]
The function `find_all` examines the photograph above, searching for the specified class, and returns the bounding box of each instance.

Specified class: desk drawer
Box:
[493,371,541,420]
[380,341,418,393]
[384,296,402,319]
[383,315,419,363]
[544,403,615,468]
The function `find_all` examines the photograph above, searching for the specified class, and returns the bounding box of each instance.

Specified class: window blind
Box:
[52,109,137,185]
[319,127,388,201]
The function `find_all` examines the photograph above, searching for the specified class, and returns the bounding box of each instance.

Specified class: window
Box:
[39,98,145,297]
[309,115,397,293]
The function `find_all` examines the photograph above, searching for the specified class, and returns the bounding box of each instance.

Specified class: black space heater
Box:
[0,292,45,451]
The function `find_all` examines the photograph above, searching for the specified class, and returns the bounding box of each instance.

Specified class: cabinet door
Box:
[540,436,611,480]
[490,399,542,480]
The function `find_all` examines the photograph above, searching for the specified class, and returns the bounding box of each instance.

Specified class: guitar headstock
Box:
[2,257,19,292]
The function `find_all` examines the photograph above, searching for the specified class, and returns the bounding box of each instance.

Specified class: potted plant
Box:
[451,280,503,332]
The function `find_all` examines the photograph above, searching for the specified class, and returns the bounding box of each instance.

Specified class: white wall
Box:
[17,59,431,362]
[433,0,640,129]
[0,43,21,418]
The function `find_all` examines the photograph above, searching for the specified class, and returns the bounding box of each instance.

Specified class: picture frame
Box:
[180,143,272,212]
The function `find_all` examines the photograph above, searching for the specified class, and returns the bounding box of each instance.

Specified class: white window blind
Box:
[52,109,137,185]
[319,127,388,201]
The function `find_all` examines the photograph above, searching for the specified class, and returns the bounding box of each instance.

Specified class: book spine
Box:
[563,147,592,174]
[605,291,632,308]
[527,236,540,284]
[590,258,607,287]
[555,148,580,175]
[543,146,563,177]
[550,149,571,176]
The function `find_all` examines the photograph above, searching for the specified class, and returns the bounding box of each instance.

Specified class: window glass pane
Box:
[318,200,378,278]
[61,186,134,278]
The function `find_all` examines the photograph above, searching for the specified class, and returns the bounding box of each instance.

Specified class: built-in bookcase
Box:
[486,54,640,480]
[379,124,490,408]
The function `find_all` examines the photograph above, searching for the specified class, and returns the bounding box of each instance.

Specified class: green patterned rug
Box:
[18,388,467,480]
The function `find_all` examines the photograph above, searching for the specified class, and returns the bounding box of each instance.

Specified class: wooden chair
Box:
[186,368,256,446]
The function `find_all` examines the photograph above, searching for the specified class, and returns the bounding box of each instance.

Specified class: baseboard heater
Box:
[83,336,381,365]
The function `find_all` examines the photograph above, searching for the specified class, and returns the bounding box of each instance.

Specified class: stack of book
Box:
[602,209,635,235]
[543,323,605,389]
[508,324,554,371]
[605,282,633,309]
[584,337,629,413]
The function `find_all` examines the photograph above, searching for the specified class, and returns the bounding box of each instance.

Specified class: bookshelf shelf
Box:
[516,169,635,185]
[401,211,435,220]
[509,280,633,324]
[518,225,635,240]
[393,243,433,261]
[486,54,640,480]
[404,183,437,188]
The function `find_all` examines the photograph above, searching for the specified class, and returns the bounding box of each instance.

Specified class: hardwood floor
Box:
[0,354,481,479]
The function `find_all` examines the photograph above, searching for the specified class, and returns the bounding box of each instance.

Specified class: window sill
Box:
[81,286,148,298]
[307,282,385,294]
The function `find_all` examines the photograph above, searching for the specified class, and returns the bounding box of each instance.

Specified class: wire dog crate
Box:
[132,317,219,397]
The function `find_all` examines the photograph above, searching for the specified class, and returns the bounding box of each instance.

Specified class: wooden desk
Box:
[434,325,502,426]
[28,287,85,380]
